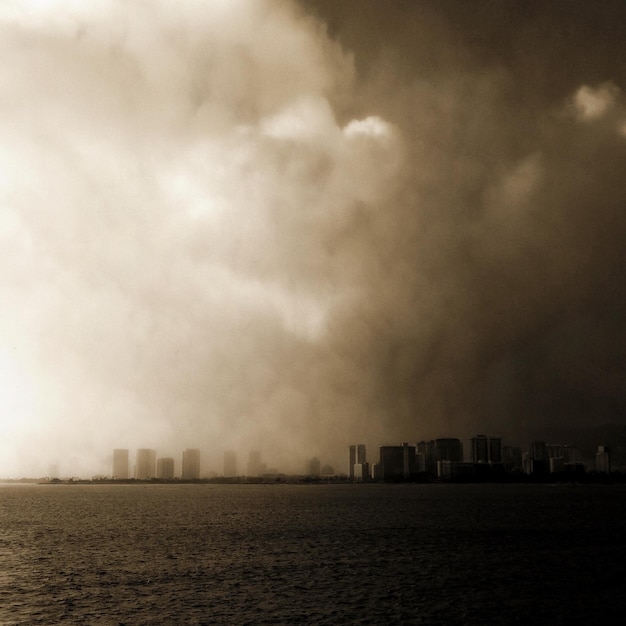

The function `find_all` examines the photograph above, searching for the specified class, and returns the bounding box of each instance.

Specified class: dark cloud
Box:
[1,1,626,477]
[302,0,626,449]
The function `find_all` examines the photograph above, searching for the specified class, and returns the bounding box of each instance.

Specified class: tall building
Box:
[349,444,367,479]
[113,449,129,479]
[379,443,416,481]
[434,438,463,463]
[471,435,502,464]
[526,440,547,475]
[530,440,547,462]
[489,437,502,463]
[157,457,175,479]
[596,446,611,473]
[223,450,237,477]
[136,449,156,479]
[416,440,436,475]
[471,435,489,463]
[247,450,266,476]
[502,445,523,472]
[307,457,321,476]
[182,448,201,479]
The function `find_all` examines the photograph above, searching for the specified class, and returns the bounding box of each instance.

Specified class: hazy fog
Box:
[2,1,625,477]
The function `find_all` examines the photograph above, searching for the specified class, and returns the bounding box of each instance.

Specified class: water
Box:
[1,483,625,625]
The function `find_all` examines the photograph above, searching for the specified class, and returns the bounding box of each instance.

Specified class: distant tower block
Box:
[113,449,129,479]
[308,457,321,476]
[471,435,502,464]
[223,451,237,477]
[247,450,266,476]
[136,449,157,479]
[157,457,175,480]
[349,444,366,479]
[182,448,201,479]
[596,446,611,474]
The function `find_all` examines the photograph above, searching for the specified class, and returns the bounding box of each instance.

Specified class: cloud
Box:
[573,83,619,121]
[0,0,402,477]
[3,1,626,477]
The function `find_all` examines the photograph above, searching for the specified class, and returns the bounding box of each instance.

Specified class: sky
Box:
[1,0,626,478]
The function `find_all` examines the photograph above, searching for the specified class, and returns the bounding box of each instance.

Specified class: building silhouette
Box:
[379,443,417,481]
[136,449,156,479]
[502,445,523,472]
[157,457,175,479]
[349,444,367,479]
[182,448,201,479]
[247,450,266,477]
[525,440,548,475]
[434,438,463,464]
[596,446,611,473]
[307,457,321,476]
[112,449,129,479]
[471,435,502,464]
[223,451,237,477]
[416,440,436,475]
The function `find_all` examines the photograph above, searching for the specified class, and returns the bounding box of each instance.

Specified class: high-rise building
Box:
[489,437,502,463]
[416,440,436,475]
[502,445,523,472]
[307,457,321,476]
[247,450,266,476]
[379,443,416,481]
[527,440,547,475]
[434,438,463,463]
[157,457,175,479]
[530,440,547,462]
[113,449,129,479]
[136,449,156,479]
[223,451,237,477]
[596,446,610,473]
[349,444,366,479]
[182,448,201,480]
[471,435,502,464]
[471,435,489,463]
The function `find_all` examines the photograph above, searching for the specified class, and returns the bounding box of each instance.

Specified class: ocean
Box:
[1,483,625,625]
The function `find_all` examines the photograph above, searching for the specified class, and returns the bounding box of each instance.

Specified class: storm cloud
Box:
[2,1,626,476]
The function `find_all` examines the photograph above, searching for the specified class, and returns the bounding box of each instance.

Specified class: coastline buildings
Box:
[157,457,175,480]
[136,449,156,479]
[99,432,613,483]
[112,449,129,479]
[182,449,201,480]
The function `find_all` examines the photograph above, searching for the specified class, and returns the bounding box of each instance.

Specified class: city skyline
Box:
[2,1,626,479]
[6,424,617,481]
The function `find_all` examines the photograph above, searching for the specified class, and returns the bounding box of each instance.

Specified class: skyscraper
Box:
[349,444,366,479]
[434,438,463,463]
[379,443,416,481]
[471,435,502,464]
[157,457,175,479]
[247,450,266,476]
[113,449,129,479]
[223,450,237,477]
[471,435,489,463]
[596,446,611,473]
[182,448,201,479]
[136,449,156,479]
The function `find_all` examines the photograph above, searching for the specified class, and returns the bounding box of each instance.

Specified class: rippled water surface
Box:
[1,483,626,625]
